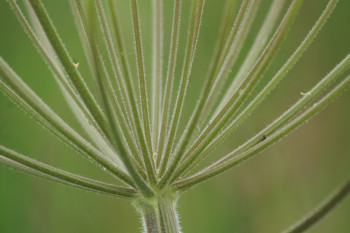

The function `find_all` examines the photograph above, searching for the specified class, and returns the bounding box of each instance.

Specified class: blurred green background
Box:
[1,0,350,232]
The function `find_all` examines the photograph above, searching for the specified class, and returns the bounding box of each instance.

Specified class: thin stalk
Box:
[108,0,141,133]
[198,0,256,125]
[130,0,157,183]
[0,57,134,187]
[108,0,153,169]
[152,0,163,152]
[174,73,350,191]
[157,0,182,168]
[282,176,350,233]
[170,0,236,153]
[108,0,135,98]
[208,0,238,84]
[95,0,155,172]
[70,0,145,170]
[92,44,145,171]
[176,0,339,176]
[66,0,97,83]
[9,0,123,168]
[28,0,110,140]
[95,0,137,133]
[167,0,250,174]
[93,0,145,166]
[87,9,154,196]
[164,0,303,186]
[217,0,286,113]
[56,0,124,168]
[159,0,205,179]
[91,47,154,197]
[0,146,136,198]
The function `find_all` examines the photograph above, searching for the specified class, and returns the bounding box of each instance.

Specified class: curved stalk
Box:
[163,0,303,187]
[282,175,350,233]
[174,0,340,177]
[28,0,109,139]
[0,57,133,186]
[10,0,125,169]
[174,74,350,191]
[0,146,136,198]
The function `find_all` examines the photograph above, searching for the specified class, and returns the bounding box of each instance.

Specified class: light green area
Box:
[0,1,349,232]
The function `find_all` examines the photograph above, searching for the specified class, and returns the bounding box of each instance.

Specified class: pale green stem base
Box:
[134,193,181,233]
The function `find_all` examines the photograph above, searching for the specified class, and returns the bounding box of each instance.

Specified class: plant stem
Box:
[0,57,134,187]
[152,0,163,153]
[282,175,350,233]
[159,0,205,185]
[175,0,339,177]
[168,0,303,185]
[135,193,181,233]
[28,0,109,138]
[157,0,182,168]
[174,73,350,191]
[131,0,157,183]
[0,145,137,198]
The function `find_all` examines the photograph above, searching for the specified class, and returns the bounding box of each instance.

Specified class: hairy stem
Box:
[0,145,136,198]
[135,193,181,233]
[131,0,157,183]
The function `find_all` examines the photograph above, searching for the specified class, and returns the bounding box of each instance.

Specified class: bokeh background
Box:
[1,0,350,232]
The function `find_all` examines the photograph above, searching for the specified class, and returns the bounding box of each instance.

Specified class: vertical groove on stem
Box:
[136,193,181,233]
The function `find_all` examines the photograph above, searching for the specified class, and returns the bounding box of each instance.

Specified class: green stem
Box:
[0,145,136,198]
[131,0,157,183]
[0,57,133,187]
[167,0,303,185]
[168,0,237,171]
[175,0,339,177]
[152,0,163,152]
[88,22,154,197]
[95,0,134,130]
[159,0,205,185]
[135,193,181,233]
[157,0,182,168]
[198,0,254,124]
[28,0,109,138]
[174,74,350,191]
[11,0,121,168]
[283,175,350,233]
[108,0,152,171]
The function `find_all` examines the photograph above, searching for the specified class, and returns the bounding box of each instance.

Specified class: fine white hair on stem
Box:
[1,0,349,232]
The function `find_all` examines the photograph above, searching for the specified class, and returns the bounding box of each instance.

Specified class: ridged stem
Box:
[135,193,181,233]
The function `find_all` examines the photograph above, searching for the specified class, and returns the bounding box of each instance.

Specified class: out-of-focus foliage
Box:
[0,1,349,232]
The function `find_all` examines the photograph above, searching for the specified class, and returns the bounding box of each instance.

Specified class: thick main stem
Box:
[135,193,181,233]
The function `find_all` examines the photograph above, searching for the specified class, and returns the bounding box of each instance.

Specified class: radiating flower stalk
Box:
[0,0,350,232]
